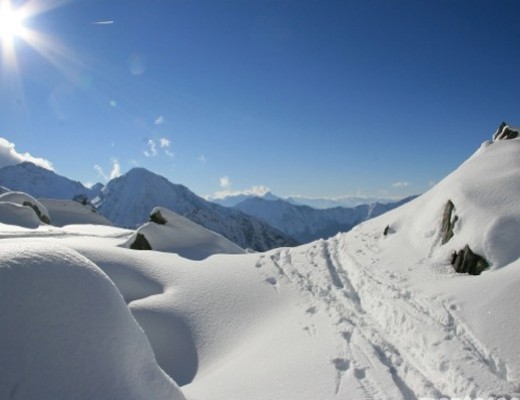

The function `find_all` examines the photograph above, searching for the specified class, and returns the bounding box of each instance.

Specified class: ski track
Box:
[258,232,517,399]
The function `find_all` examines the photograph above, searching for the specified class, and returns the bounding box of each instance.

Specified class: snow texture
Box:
[1,134,520,399]
[40,198,113,227]
[122,207,245,259]
[0,241,185,400]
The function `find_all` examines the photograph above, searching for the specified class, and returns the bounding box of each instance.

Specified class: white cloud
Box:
[0,138,54,170]
[155,116,165,125]
[92,20,114,25]
[144,139,157,157]
[210,185,271,200]
[220,175,231,188]
[94,159,121,182]
[159,138,170,148]
[109,159,121,179]
[392,181,411,188]
[159,137,174,157]
[198,154,207,164]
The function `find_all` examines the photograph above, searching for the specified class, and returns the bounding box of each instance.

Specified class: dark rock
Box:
[441,200,458,245]
[22,201,50,224]
[150,209,168,225]
[451,245,489,275]
[73,194,89,206]
[493,121,519,141]
[383,225,394,236]
[130,233,152,250]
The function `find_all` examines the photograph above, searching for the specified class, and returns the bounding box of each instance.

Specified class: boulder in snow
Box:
[493,121,519,141]
[0,202,42,228]
[440,200,458,244]
[130,233,153,250]
[124,207,246,260]
[451,245,489,275]
[0,191,51,224]
[150,209,168,225]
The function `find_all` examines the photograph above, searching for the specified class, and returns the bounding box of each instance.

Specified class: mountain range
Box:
[232,195,415,243]
[0,162,410,249]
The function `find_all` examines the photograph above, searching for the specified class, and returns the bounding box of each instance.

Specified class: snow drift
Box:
[0,241,185,400]
[40,198,113,227]
[122,207,245,260]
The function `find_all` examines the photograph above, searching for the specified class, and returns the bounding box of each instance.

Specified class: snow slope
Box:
[122,207,245,260]
[40,198,113,227]
[0,162,95,199]
[0,191,51,223]
[95,167,298,251]
[1,132,520,399]
[234,196,414,243]
[0,241,185,400]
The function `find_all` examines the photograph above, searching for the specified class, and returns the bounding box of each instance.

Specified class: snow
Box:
[0,191,50,223]
[1,135,520,399]
[0,161,93,199]
[40,198,113,227]
[122,207,245,260]
[0,241,185,400]
[0,202,42,228]
[94,167,297,251]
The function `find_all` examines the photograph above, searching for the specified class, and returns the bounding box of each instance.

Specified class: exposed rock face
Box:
[493,121,519,141]
[130,233,152,250]
[22,201,51,225]
[383,225,390,236]
[441,200,458,245]
[150,209,168,225]
[451,245,489,275]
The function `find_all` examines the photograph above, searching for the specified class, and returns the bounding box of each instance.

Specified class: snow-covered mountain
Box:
[285,194,398,209]
[0,162,95,199]
[2,124,520,399]
[94,168,298,251]
[209,190,280,207]
[234,196,414,243]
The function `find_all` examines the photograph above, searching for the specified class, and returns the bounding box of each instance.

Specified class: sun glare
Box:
[0,1,26,44]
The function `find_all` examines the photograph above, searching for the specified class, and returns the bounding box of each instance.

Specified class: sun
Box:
[0,1,26,45]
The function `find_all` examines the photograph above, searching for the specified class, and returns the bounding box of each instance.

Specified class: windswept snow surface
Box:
[0,241,185,400]
[122,207,245,260]
[40,198,113,227]
[1,138,520,399]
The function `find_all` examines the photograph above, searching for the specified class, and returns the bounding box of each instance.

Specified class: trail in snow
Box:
[256,229,517,399]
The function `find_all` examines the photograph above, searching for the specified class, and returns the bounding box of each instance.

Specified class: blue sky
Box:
[0,0,519,199]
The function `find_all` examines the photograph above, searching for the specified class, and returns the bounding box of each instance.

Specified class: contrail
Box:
[92,20,114,25]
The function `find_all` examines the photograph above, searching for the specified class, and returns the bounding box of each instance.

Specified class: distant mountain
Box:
[0,162,94,200]
[234,196,415,243]
[208,191,280,207]
[94,168,298,251]
[285,195,399,209]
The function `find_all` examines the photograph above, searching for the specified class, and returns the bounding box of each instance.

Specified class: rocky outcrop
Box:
[23,201,51,224]
[451,245,489,275]
[441,200,458,245]
[150,209,167,225]
[493,121,519,141]
[130,233,152,250]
